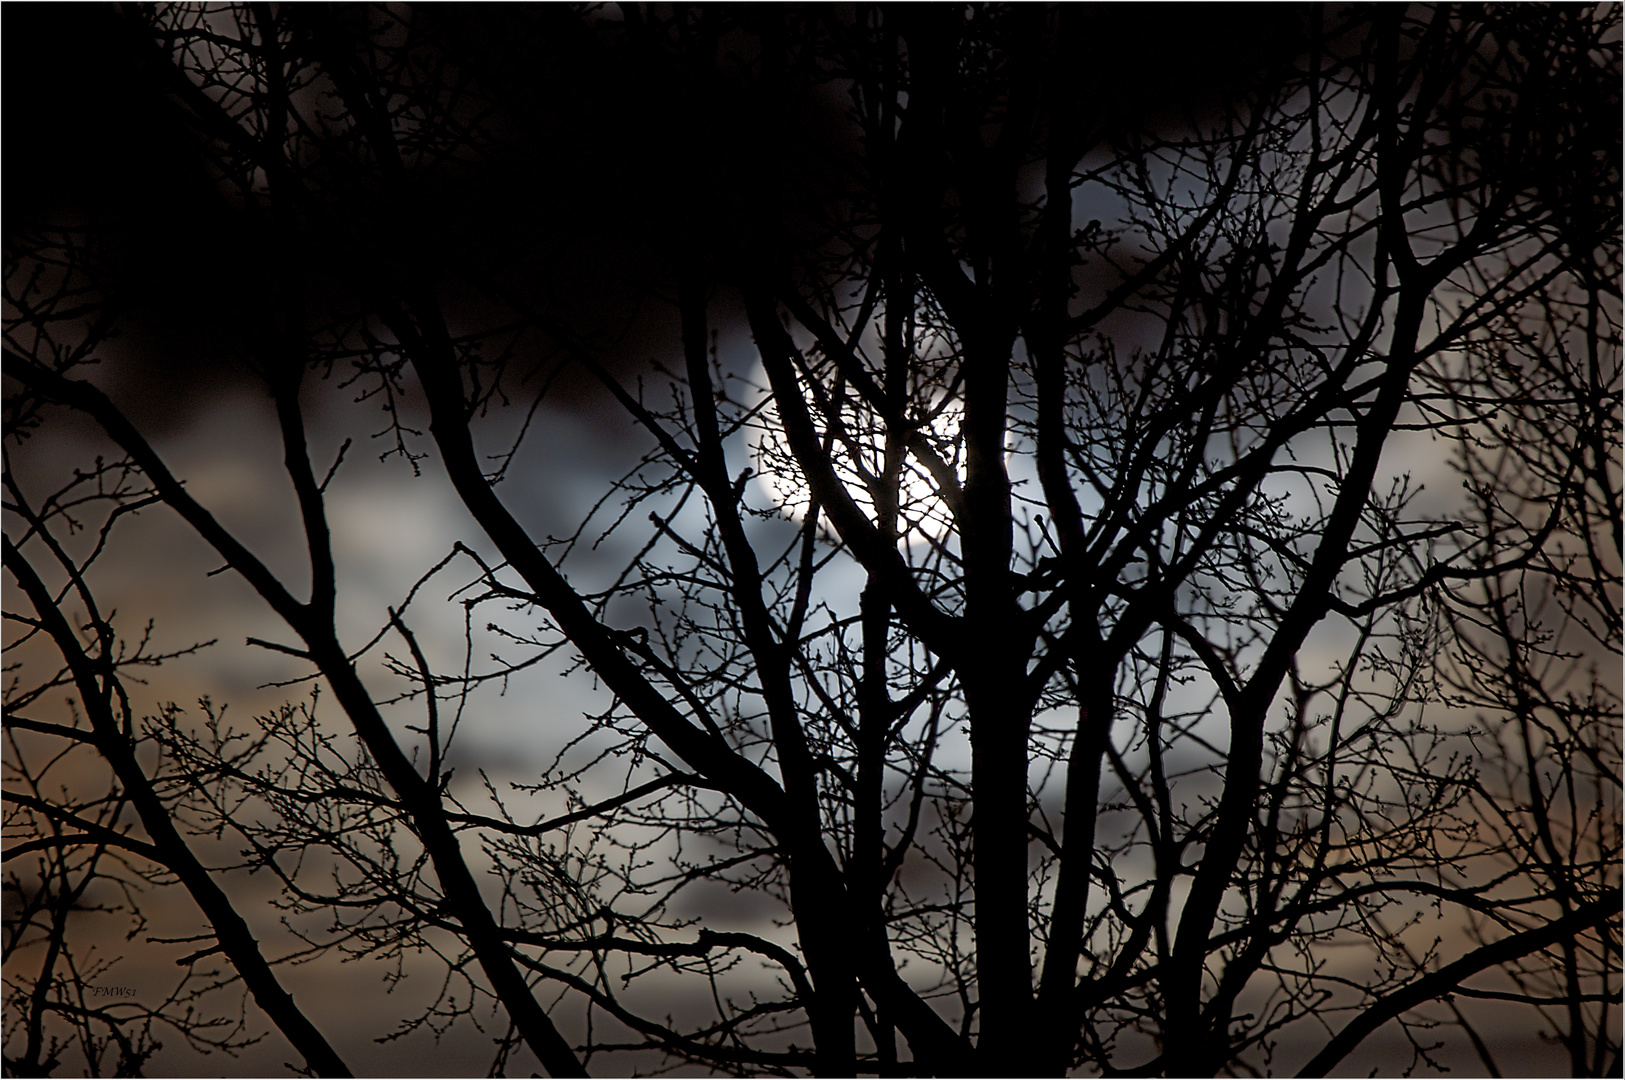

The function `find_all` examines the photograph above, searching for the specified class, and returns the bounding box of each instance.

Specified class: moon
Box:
[745,376,965,547]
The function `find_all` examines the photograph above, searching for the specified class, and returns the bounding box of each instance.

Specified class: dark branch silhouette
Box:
[4,5,1618,1077]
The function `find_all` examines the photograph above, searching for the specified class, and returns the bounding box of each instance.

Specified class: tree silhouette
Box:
[4,5,1619,1077]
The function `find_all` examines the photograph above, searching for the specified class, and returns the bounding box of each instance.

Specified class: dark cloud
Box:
[6,6,1307,434]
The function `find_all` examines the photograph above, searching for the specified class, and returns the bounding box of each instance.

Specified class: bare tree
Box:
[4,5,1619,1077]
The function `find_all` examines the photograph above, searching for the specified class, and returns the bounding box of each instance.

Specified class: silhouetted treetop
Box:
[4,5,1619,1078]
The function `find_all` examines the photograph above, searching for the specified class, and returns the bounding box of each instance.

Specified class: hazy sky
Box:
[5,6,1615,1077]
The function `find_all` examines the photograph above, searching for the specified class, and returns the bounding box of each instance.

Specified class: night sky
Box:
[4,6,1619,1078]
